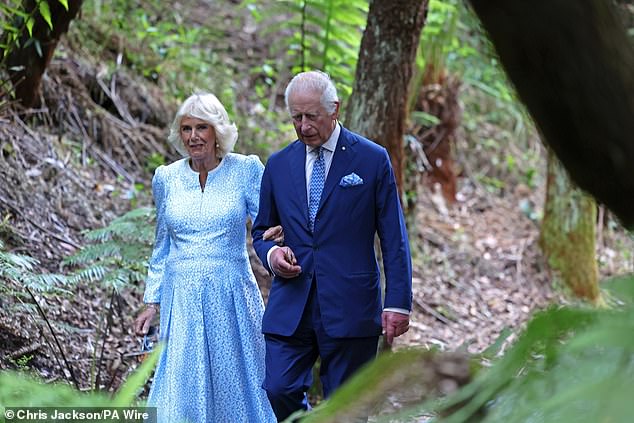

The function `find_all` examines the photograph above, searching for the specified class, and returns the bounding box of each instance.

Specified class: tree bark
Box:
[540,150,599,303]
[468,0,634,229]
[344,0,429,196]
[5,0,83,108]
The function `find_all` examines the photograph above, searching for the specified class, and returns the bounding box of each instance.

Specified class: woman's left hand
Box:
[263,225,284,245]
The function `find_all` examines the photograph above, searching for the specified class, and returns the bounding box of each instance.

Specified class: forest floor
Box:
[400,179,559,354]
[1,2,633,405]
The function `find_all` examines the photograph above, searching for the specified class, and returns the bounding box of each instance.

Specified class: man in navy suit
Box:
[252,70,412,421]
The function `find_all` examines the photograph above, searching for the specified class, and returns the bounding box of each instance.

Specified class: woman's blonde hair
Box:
[167,92,238,157]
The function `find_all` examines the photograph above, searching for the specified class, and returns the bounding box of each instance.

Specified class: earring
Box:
[215,143,219,148]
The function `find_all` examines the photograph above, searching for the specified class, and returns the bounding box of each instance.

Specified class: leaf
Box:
[299,348,460,423]
[480,327,512,359]
[111,344,163,407]
[411,111,442,127]
[39,0,53,30]
[1,23,19,32]
[26,16,34,37]
[57,0,69,11]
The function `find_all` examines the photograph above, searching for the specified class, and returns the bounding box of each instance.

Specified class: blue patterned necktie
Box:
[308,147,325,232]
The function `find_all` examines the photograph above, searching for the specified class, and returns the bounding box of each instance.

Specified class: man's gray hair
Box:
[284,70,339,114]
[167,92,238,157]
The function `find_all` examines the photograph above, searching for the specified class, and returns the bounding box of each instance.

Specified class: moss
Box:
[540,150,599,303]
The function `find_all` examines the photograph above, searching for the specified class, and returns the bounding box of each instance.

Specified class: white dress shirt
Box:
[304,123,340,196]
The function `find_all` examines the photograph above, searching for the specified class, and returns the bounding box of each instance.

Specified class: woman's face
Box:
[180,116,217,160]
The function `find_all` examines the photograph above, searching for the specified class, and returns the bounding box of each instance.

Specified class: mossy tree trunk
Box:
[540,149,599,303]
[344,0,429,197]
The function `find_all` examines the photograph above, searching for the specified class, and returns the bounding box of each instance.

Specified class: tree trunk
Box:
[344,0,429,196]
[5,0,83,108]
[540,150,600,303]
[468,0,634,229]
[411,74,461,207]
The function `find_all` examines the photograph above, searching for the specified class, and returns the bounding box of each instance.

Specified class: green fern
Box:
[63,207,155,291]
[246,0,368,99]
[0,240,69,296]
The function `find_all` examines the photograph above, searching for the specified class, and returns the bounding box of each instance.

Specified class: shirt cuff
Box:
[266,245,280,275]
[384,307,410,315]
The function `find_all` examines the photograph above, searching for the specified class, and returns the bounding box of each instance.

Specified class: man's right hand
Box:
[270,246,302,278]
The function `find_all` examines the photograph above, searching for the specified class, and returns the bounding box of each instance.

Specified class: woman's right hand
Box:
[263,225,284,245]
[134,304,158,335]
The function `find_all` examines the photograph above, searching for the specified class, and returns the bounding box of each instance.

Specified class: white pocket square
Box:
[339,172,364,187]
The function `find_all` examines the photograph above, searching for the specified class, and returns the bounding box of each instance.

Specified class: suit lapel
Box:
[288,141,309,223]
[319,127,357,211]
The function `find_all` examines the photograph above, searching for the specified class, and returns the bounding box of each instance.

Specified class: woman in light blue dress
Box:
[134,92,277,423]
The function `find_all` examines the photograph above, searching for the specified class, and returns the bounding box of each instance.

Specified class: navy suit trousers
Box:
[263,281,379,422]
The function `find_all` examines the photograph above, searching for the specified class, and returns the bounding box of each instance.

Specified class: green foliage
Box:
[8,354,34,370]
[0,240,69,297]
[144,152,165,174]
[437,275,634,422]
[1,0,71,111]
[245,0,367,100]
[73,0,235,104]
[412,0,541,194]
[38,1,53,30]
[409,0,459,111]
[293,274,634,422]
[237,0,368,156]
[0,345,161,410]
[63,207,155,292]
[295,348,437,423]
[111,343,162,407]
[0,0,69,54]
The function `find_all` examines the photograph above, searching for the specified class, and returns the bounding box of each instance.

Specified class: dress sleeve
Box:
[143,165,170,303]
[245,154,265,220]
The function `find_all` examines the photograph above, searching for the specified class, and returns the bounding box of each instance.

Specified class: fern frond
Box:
[23,273,70,292]
[0,250,38,271]
[245,0,366,100]
[63,242,124,266]
[0,241,70,297]
[67,265,109,284]
[120,206,154,219]
[65,206,155,289]
[101,271,132,291]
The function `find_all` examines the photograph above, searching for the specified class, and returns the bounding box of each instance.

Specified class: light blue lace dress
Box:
[142,153,276,423]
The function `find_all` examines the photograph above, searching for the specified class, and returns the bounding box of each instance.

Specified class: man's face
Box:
[288,89,339,148]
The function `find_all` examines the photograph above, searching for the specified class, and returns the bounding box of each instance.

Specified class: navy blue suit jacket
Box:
[252,126,412,338]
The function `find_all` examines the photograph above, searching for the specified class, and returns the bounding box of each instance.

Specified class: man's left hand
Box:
[382,311,410,345]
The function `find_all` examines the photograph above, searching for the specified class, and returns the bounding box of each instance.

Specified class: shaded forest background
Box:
[1,0,634,421]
